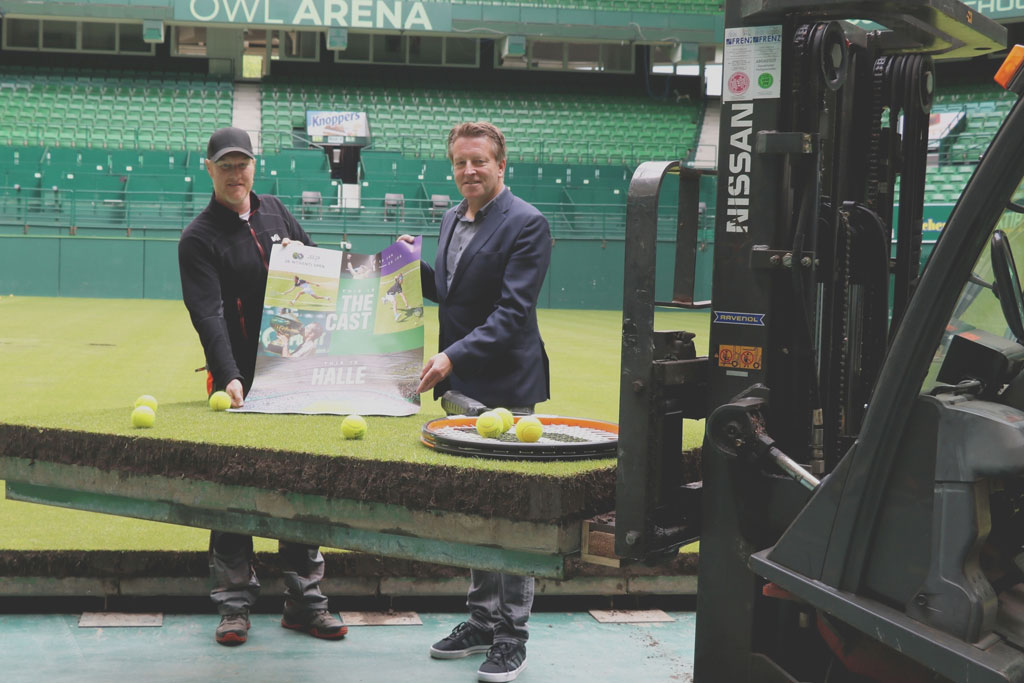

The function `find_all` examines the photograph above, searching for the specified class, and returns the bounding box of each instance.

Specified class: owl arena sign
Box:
[179,0,451,31]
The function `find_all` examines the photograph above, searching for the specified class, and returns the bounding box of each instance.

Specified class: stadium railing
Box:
[262,128,694,167]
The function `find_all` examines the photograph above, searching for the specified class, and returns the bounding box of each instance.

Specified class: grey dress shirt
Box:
[446,189,506,288]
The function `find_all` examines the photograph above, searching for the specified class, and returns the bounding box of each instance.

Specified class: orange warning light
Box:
[995,45,1024,90]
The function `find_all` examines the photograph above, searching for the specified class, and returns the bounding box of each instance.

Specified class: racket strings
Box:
[436,424,615,444]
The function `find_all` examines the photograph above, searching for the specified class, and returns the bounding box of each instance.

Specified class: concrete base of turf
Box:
[0,550,697,602]
[1,424,681,578]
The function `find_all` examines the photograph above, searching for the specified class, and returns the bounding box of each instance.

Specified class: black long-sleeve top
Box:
[178,192,315,393]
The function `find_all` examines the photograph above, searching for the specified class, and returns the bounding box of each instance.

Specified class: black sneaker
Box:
[215,612,250,646]
[477,641,527,682]
[429,621,494,659]
[281,608,348,640]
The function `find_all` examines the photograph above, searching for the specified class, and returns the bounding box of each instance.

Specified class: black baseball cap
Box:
[207,127,255,162]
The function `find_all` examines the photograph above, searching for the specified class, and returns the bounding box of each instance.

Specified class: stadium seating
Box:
[261,81,701,166]
[0,66,233,152]
[0,61,1001,243]
[881,82,1008,207]
[933,82,1014,166]
[919,166,974,204]
[0,63,706,243]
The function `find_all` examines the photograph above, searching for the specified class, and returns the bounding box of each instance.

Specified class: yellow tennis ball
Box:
[131,405,156,428]
[341,414,367,439]
[476,411,504,438]
[134,394,158,412]
[493,407,514,433]
[209,391,231,411]
[515,416,543,442]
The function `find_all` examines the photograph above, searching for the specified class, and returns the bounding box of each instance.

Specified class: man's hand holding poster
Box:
[239,237,424,416]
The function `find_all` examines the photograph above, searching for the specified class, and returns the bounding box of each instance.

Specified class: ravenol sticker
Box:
[718,345,763,370]
[713,311,765,326]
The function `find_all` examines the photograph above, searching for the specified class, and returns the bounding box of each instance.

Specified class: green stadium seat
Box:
[260,78,703,168]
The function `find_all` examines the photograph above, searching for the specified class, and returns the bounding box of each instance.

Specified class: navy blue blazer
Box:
[421,188,551,407]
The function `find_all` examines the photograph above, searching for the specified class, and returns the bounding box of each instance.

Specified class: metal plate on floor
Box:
[340,611,422,626]
[79,612,163,627]
[588,609,675,624]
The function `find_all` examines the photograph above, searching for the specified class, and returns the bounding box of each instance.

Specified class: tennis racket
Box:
[421,414,619,461]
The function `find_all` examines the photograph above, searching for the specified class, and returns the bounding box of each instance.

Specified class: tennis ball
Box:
[341,414,367,439]
[476,411,504,438]
[493,407,514,433]
[515,416,543,442]
[134,394,158,412]
[131,405,156,428]
[209,391,231,411]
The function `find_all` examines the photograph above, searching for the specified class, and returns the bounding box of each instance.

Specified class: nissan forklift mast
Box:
[691,0,1024,679]
[613,0,1024,681]
[693,1,1007,680]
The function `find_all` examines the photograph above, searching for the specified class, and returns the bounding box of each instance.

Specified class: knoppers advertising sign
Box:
[306,110,369,142]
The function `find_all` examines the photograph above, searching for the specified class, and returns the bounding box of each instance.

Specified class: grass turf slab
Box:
[0,423,614,523]
[1,297,710,552]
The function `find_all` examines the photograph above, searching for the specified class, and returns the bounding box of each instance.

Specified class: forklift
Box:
[615,0,1024,679]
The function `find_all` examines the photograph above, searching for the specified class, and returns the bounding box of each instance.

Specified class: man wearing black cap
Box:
[179,127,347,646]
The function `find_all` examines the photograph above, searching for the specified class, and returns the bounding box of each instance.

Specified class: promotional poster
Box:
[239,238,424,416]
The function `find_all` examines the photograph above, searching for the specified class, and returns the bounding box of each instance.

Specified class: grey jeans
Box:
[465,570,535,645]
[208,531,329,616]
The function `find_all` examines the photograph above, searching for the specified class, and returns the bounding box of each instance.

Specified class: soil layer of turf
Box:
[1,423,627,523]
[3,422,702,523]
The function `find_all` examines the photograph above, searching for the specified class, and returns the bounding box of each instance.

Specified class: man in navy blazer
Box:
[417,136,550,410]
[402,122,550,683]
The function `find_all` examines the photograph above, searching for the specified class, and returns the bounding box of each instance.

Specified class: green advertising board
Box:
[892,203,953,238]
[920,203,952,236]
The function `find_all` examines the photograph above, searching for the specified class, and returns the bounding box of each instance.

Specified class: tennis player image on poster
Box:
[239,238,424,416]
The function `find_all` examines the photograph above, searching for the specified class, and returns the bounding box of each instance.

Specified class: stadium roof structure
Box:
[0,0,724,46]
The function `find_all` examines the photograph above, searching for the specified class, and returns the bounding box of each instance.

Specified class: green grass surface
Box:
[1,295,709,550]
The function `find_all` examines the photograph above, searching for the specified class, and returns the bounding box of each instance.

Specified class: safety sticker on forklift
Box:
[718,345,763,370]
[723,25,782,102]
[713,311,765,326]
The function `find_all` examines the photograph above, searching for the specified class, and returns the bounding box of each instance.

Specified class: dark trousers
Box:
[208,531,328,615]
[466,570,535,644]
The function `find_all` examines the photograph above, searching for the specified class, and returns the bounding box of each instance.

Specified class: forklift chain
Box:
[791,23,814,126]
[835,207,852,449]
[793,22,835,130]
[845,53,907,450]
[865,56,889,212]
[890,54,933,334]
[793,21,845,458]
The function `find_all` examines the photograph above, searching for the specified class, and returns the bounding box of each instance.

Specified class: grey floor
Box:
[0,611,695,682]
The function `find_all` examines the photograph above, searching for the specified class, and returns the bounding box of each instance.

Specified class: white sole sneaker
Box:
[477,659,527,682]
[430,643,492,659]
